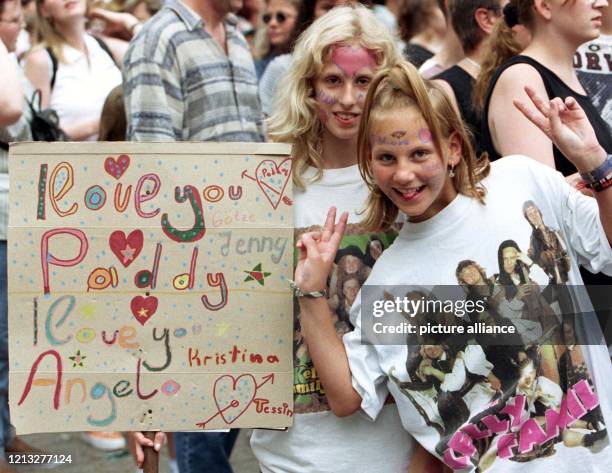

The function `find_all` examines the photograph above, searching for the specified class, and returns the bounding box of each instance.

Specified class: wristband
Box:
[586,174,612,193]
[288,279,327,298]
[579,154,612,184]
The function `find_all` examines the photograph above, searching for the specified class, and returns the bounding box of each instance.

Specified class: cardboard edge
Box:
[8,142,294,157]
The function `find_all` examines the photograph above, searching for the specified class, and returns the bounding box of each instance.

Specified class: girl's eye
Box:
[356,76,371,86]
[413,149,431,160]
[325,75,341,85]
[375,153,395,163]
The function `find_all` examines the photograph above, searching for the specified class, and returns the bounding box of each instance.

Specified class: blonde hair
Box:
[357,62,490,231]
[34,0,88,63]
[267,5,402,190]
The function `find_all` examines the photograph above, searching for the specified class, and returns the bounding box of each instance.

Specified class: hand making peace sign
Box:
[294,207,349,294]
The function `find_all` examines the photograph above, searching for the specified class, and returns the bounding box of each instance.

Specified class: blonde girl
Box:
[24,0,123,140]
[250,6,420,473]
[293,61,612,471]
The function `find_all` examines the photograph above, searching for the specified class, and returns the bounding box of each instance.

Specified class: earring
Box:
[449,166,455,178]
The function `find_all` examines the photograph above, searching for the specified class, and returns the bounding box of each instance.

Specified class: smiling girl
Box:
[292,61,612,471]
[249,6,418,473]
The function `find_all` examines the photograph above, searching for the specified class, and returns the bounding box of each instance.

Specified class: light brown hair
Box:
[357,61,490,231]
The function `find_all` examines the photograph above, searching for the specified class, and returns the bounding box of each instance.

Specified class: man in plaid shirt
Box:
[123,0,264,142]
[123,0,263,471]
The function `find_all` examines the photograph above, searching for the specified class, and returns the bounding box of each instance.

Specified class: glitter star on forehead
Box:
[244,263,272,286]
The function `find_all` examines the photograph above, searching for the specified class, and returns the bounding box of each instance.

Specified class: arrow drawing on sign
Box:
[195,373,276,429]
[195,400,240,429]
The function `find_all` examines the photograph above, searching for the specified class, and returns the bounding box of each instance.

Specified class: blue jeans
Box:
[0,241,12,457]
[174,430,239,473]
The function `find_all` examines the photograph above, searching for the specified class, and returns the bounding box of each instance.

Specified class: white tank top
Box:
[48,34,122,141]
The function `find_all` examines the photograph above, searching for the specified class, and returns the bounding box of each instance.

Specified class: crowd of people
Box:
[0,0,611,472]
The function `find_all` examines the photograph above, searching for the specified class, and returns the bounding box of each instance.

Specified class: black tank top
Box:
[434,65,484,157]
[481,55,612,176]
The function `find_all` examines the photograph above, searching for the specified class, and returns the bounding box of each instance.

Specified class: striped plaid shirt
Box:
[123,0,265,142]
[0,64,32,240]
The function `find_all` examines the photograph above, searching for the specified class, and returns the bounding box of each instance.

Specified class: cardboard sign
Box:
[8,142,294,434]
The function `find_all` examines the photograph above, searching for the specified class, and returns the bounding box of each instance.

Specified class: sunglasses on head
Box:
[262,12,288,24]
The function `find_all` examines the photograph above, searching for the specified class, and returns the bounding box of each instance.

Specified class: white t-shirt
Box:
[251,165,413,473]
[48,34,122,141]
[345,156,612,472]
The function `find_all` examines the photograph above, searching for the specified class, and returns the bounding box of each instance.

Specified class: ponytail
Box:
[473,19,522,112]
[473,0,534,112]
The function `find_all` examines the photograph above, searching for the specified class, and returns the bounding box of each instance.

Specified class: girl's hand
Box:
[294,207,348,293]
[513,86,606,174]
[129,431,165,469]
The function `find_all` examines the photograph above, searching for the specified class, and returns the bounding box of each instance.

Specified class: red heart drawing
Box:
[109,230,143,267]
[130,295,158,326]
[255,159,292,210]
[213,374,257,424]
[104,154,131,180]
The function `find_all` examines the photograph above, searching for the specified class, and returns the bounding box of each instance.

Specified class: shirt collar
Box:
[165,0,238,32]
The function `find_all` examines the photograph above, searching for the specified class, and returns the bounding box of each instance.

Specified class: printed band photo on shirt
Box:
[387,201,609,471]
[293,225,398,414]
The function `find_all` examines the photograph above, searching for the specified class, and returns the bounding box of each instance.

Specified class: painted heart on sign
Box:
[255,159,292,210]
[104,154,131,180]
[109,230,143,267]
[213,374,257,424]
[130,295,158,326]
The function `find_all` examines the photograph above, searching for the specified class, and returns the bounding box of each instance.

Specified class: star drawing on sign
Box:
[121,244,136,264]
[243,263,271,286]
[69,349,87,368]
[138,307,149,318]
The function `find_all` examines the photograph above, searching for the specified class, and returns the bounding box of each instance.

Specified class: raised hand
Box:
[513,86,606,173]
[294,207,348,294]
[89,8,141,39]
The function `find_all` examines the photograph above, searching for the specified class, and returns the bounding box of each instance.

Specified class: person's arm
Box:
[514,86,612,243]
[99,35,129,67]
[24,47,52,108]
[409,444,451,473]
[293,207,362,416]
[89,8,143,41]
[489,65,555,167]
[298,298,362,416]
[123,37,184,141]
[61,118,99,141]
[0,41,23,127]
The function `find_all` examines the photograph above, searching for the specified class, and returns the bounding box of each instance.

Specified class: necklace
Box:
[462,57,481,72]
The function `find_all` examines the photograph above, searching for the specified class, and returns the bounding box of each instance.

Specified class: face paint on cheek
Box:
[317,90,338,105]
[422,159,443,173]
[331,44,377,78]
[422,159,446,187]
[357,92,366,106]
[319,108,329,124]
[417,128,433,144]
